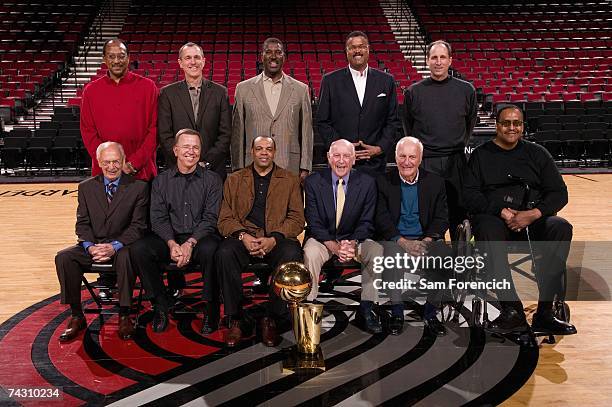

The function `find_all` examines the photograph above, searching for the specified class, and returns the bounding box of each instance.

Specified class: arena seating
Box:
[0,1,98,123]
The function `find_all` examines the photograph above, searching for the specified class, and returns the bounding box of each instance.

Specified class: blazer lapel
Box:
[178,81,196,127]
[273,75,294,120]
[195,79,212,127]
[361,68,378,112]
[342,68,361,108]
[253,74,274,120]
[107,175,131,217]
[321,169,336,227]
[93,175,108,215]
[389,172,402,223]
[339,170,358,228]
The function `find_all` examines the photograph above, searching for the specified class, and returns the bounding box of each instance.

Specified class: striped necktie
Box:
[336,178,345,228]
[106,183,116,203]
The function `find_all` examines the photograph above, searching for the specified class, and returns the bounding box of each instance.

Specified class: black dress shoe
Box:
[487,307,530,334]
[424,316,447,337]
[532,312,577,336]
[200,303,220,335]
[355,311,382,334]
[59,315,87,342]
[152,308,169,333]
[388,315,404,336]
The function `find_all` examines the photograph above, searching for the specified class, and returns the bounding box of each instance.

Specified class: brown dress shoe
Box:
[59,315,87,342]
[260,317,279,347]
[118,315,135,340]
[225,319,243,348]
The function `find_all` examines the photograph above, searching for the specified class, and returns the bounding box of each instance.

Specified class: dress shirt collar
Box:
[185,79,203,90]
[103,176,121,187]
[262,72,285,84]
[331,170,350,186]
[170,165,203,178]
[252,164,275,180]
[104,70,135,85]
[349,64,368,78]
[399,169,419,185]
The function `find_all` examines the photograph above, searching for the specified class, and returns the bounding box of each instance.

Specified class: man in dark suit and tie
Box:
[316,31,401,176]
[303,139,383,333]
[158,42,232,179]
[55,141,149,342]
[375,136,450,336]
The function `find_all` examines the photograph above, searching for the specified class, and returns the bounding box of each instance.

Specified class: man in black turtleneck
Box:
[404,40,477,240]
[463,104,576,337]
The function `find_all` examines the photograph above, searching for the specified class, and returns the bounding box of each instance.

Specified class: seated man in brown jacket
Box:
[217,136,304,347]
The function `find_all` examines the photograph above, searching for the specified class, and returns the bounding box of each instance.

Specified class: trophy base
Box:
[282,348,326,373]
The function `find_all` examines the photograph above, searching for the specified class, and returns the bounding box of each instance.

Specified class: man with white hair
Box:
[55,141,149,342]
[374,136,450,336]
[303,139,383,333]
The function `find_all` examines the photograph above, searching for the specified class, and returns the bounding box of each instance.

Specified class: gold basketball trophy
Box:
[272,262,325,371]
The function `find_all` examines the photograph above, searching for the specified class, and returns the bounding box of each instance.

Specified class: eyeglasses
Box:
[346,44,369,52]
[179,145,200,152]
[498,120,524,128]
[100,160,122,167]
[105,53,127,61]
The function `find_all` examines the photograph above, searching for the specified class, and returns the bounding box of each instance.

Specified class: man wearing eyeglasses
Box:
[80,38,159,181]
[55,142,149,342]
[316,31,401,177]
[130,129,223,335]
[404,40,477,240]
[158,42,231,180]
[463,105,576,337]
[232,38,313,182]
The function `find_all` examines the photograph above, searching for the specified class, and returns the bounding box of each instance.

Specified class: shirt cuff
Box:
[111,241,124,252]
[269,232,285,242]
[82,241,94,252]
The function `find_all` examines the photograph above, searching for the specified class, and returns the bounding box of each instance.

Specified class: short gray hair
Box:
[96,141,125,160]
[328,139,355,156]
[395,136,423,156]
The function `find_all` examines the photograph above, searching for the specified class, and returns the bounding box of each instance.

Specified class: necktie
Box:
[106,183,116,203]
[336,178,345,228]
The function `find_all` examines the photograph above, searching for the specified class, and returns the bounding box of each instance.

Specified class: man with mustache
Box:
[232,38,313,182]
[158,42,231,180]
[80,39,158,181]
[463,105,576,337]
[316,31,401,177]
[403,40,477,240]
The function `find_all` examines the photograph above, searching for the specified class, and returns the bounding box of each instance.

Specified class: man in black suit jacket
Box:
[158,42,232,179]
[316,31,401,176]
[303,139,383,333]
[55,142,149,342]
[374,136,450,336]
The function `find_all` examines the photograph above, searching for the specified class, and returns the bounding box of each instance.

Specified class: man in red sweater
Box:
[80,39,159,181]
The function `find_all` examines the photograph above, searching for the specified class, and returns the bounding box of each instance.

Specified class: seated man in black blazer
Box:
[374,136,450,336]
[303,139,383,333]
[55,141,149,342]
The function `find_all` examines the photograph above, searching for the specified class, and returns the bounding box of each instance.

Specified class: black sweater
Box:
[404,76,477,157]
[463,139,568,217]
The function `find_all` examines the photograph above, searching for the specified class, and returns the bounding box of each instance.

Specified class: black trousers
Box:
[472,214,573,306]
[55,245,135,307]
[216,237,303,319]
[421,152,467,241]
[130,233,221,310]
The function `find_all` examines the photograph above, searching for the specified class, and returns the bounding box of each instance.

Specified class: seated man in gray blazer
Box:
[303,139,383,334]
[55,142,149,342]
[232,37,313,182]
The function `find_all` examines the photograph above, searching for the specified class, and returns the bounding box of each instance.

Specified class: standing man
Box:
[80,39,159,181]
[130,129,223,335]
[217,136,304,348]
[232,37,313,180]
[55,142,149,341]
[463,105,576,336]
[303,139,384,334]
[316,31,401,176]
[158,42,232,180]
[404,40,477,239]
[374,137,450,336]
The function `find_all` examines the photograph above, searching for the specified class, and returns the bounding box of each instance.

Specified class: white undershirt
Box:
[349,65,368,106]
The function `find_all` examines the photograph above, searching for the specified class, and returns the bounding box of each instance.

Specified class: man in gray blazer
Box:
[158,42,232,180]
[231,37,313,181]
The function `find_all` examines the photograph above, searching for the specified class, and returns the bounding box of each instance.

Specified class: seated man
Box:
[374,136,450,336]
[130,129,223,334]
[55,142,149,341]
[303,139,383,333]
[217,136,304,347]
[463,104,576,336]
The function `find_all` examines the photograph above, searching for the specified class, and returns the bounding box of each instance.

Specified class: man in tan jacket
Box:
[231,37,313,182]
[217,136,304,348]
